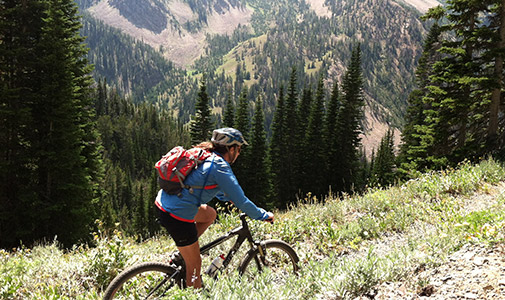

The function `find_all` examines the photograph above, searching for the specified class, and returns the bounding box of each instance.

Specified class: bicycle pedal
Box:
[170,252,184,264]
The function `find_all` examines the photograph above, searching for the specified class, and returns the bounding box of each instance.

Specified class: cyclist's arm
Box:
[213,164,269,221]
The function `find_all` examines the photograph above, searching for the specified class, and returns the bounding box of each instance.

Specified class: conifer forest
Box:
[1,0,505,248]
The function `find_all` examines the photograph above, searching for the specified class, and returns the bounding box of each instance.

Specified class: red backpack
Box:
[155,146,217,195]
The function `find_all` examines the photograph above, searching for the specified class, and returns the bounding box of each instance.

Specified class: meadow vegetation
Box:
[2,159,505,299]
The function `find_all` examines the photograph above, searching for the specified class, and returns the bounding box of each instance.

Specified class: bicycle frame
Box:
[199,213,264,274]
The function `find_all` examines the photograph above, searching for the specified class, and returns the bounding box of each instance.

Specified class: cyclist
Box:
[155,127,274,288]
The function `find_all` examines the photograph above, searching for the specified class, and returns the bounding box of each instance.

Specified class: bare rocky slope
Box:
[401,0,441,13]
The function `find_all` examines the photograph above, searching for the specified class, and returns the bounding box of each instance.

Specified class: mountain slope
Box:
[85,0,252,67]
[76,0,442,154]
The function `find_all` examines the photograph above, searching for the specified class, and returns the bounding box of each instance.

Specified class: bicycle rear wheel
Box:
[238,239,299,282]
[102,262,184,300]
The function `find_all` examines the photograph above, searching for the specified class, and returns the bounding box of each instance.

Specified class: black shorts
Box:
[157,207,198,247]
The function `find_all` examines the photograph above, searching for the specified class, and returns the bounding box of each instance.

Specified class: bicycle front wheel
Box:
[238,239,299,282]
[102,262,184,300]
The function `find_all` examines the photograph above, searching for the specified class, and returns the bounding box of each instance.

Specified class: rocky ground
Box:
[357,183,505,299]
[372,243,505,299]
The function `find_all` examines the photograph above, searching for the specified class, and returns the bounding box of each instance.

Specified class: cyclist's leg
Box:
[178,241,203,288]
[194,204,216,237]
[157,207,203,288]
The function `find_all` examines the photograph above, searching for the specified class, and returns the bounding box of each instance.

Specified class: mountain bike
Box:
[102,213,299,299]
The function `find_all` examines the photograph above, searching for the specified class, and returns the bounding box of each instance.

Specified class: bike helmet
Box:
[211,128,249,146]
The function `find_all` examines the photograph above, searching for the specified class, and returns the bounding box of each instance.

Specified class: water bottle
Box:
[205,254,225,276]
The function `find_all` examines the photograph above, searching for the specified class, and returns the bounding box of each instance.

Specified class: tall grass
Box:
[2,159,505,299]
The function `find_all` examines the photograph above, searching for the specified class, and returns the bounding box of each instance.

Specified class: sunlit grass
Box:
[2,159,505,299]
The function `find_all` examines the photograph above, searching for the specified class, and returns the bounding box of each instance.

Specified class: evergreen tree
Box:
[302,76,326,196]
[222,90,235,127]
[334,45,365,193]
[295,86,312,193]
[133,184,147,239]
[282,67,301,204]
[297,87,313,138]
[190,76,213,145]
[422,1,484,167]
[247,96,271,208]
[401,1,505,172]
[399,21,443,174]
[93,84,188,237]
[0,0,45,247]
[233,87,251,193]
[370,130,396,187]
[268,86,287,207]
[147,173,161,235]
[0,0,103,247]
[234,87,250,135]
[323,81,341,192]
[485,0,505,150]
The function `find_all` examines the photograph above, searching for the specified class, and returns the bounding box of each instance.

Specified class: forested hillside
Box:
[80,14,197,105]
[77,0,431,140]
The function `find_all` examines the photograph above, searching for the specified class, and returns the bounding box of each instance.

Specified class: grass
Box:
[2,159,505,299]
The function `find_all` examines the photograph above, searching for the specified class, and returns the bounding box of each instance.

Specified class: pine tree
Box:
[297,87,313,138]
[323,81,341,191]
[295,86,312,193]
[0,0,103,247]
[147,173,160,235]
[234,87,251,137]
[334,45,365,193]
[400,1,505,171]
[370,130,396,187]
[222,90,235,127]
[282,67,301,204]
[268,86,287,207]
[0,0,46,248]
[133,184,147,239]
[302,76,326,196]
[399,21,443,174]
[485,0,505,150]
[190,76,213,145]
[233,87,252,193]
[247,96,271,208]
[424,1,485,166]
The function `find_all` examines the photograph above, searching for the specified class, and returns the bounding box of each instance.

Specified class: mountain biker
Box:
[155,127,274,288]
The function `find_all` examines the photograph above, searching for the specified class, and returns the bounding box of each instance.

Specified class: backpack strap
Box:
[187,154,217,195]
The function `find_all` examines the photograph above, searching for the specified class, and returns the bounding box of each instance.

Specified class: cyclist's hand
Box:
[264,212,274,224]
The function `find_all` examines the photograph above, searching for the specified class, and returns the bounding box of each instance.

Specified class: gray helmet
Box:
[211,128,249,146]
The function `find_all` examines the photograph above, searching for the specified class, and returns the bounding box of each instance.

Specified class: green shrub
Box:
[85,222,129,290]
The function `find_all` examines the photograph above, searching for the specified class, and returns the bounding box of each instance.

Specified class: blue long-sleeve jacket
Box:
[155,151,269,222]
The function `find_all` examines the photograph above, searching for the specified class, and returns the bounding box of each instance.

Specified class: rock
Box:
[473,257,487,266]
[464,292,478,299]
